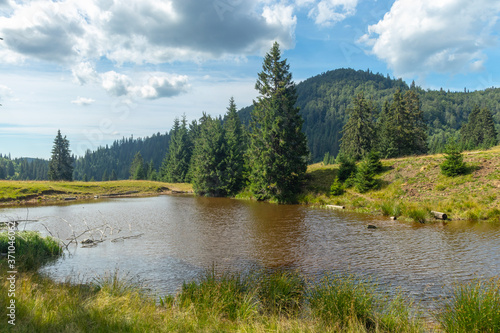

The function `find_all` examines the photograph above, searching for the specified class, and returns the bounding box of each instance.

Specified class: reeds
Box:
[437,278,500,332]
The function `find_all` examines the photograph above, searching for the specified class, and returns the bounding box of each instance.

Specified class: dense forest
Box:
[1,68,499,182]
[240,68,500,161]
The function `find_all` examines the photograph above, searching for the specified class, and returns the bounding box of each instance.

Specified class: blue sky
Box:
[1,0,499,159]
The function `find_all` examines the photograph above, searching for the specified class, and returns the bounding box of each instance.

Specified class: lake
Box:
[2,195,500,311]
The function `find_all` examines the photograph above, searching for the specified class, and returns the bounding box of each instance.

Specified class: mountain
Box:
[239,68,500,162]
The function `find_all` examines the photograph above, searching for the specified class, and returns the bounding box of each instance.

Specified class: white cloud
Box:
[100,71,190,100]
[360,0,500,77]
[72,62,99,85]
[297,0,358,26]
[71,97,95,106]
[135,74,190,100]
[0,0,297,66]
[0,84,14,102]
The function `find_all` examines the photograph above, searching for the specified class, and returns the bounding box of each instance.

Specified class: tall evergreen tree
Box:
[130,152,146,180]
[223,97,245,196]
[462,105,498,149]
[191,114,228,196]
[478,107,498,148]
[48,130,73,181]
[339,92,374,160]
[379,89,427,158]
[247,42,309,203]
[160,116,192,183]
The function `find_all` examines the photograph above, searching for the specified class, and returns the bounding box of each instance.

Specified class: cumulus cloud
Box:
[296,0,358,26]
[72,62,99,85]
[135,75,190,100]
[360,0,500,77]
[100,71,189,100]
[0,0,296,66]
[71,97,95,106]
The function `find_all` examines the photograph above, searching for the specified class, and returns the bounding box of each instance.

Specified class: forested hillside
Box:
[0,155,49,180]
[72,132,170,181]
[239,68,500,162]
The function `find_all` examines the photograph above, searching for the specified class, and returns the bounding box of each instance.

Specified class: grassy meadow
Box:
[0,180,193,205]
[302,146,500,222]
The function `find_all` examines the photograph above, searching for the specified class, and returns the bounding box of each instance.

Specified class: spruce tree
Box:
[440,139,467,177]
[160,116,192,183]
[339,92,374,160]
[247,42,309,203]
[48,130,73,181]
[223,97,245,196]
[355,157,378,193]
[191,114,228,196]
[478,107,498,149]
[130,152,146,180]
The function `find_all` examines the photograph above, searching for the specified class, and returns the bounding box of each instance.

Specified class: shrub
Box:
[337,153,357,182]
[440,140,467,177]
[355,158,378,193]
[330,177,344,196]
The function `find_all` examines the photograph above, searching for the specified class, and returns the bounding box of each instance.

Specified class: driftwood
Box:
[431,211,448,220]
[325,205,345,210]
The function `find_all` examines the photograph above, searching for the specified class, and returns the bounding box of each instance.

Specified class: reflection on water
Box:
[1,196,499,307]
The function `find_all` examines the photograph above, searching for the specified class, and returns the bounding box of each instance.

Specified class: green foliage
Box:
[191,114,228,197]
[336,153,357,182]
[366,150,383,174]
[247,42,309,203]
[355,158,378,193]
[379,89,427,158]
[0,231,62,271]
[160,116,192,183]
[257,269,306,316]
[339,92,375,160]
[440,140,467,177]
[406,207,428,223]
[48,130,73,181]
[460,105,498,150]
[438,278,500,333]
[330,176,344,196]
[223,97,246,196]
[129,152,146,180]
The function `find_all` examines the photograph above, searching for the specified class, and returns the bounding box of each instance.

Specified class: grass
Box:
[302,145,500,222]
[0,180,193,205]
[437,278,500,332]
[0,231,62,271]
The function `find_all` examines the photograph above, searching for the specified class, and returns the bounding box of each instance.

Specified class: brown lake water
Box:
[2,195,500,311]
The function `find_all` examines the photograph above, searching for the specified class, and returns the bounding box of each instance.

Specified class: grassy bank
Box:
[2,233,500,332]
[0,180,193,205]
[302,146,500,222]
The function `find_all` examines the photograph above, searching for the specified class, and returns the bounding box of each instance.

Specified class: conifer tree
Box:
[160,116,192,183]
[130,152,146,180]
[48,130,73,181]
[461,106,498,149]
[355,157,378,193]
[223,97,245,196]
[478,107,498,148]
[440,139,467,177]
[247,42,309,203]
[339,92,374,160]
[191,114,228,196]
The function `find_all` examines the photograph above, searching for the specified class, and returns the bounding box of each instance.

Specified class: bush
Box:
[337,153,357,182]
[355,158,378,193]
[440,140,467,177]
[330,177,344,196]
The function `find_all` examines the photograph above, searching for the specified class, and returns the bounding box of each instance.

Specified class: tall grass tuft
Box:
[177,269,258,321]
[437,278,500,332]
[406,207,428,223]
[257,269,306,316]
[380,200,402,217]
[309,274,376,330]
[0,231,62,271]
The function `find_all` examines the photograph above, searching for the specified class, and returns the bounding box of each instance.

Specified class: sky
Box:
[1,0,499,159]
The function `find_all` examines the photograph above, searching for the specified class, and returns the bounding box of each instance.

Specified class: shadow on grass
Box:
[304,169,337,193]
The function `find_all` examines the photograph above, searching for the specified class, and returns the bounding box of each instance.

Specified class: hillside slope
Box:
[304,146,500,222]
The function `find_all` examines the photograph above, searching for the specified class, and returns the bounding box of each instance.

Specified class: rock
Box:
[367,225,377,229]
[81,238,94,244]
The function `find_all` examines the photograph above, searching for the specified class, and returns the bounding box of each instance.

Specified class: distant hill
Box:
[239,68,500,162]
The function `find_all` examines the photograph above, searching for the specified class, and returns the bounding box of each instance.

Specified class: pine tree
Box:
[247,42,309,203]
[478,107,498,149]
[160,116,192,183]
[191,114,228,196]
[339,92,374,160]
[355,157,378,193]
[48,130,73,181]
[460,105,481,150]
[223,97,245,196]
[130,152,146,180]
[440,139,467,177]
